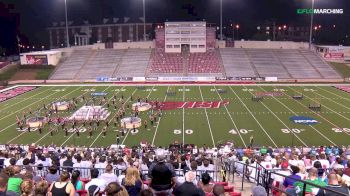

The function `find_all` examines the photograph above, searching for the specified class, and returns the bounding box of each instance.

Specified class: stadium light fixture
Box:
[308,0,315,50]
[220,0,223,40]
[64,0,70,47]
[142,0,146,41]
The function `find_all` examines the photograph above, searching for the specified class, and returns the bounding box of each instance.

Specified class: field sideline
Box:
[1,84,350,148]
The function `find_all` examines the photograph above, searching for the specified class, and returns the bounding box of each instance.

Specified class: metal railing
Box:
[223,160,349,196]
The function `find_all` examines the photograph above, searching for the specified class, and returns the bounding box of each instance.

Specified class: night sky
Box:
[0,0,349,54]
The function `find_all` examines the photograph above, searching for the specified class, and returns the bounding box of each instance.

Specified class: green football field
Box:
[1,84,350,148]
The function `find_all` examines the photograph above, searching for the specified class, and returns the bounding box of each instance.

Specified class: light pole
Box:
[64,0,70,47]
[308,0,315,50]
[220,0,223,40]
[143,0,146,41]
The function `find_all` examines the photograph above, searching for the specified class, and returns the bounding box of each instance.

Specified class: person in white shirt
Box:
[99,164,119,185]
[85,169,107,192]
[94,156,107,177]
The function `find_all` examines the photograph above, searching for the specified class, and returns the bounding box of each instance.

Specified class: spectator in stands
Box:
[20,180,33,196]
[122,167,143,196]
[148,153,176,194]
[34,180,49,196]
[7,166,23,195]
[63,155,74,173]
[212,184,225,196]
[317,173,350,196]
[252,185,267,196]
[283,165,301,195]
[174,171,205,196]
[294,167,326,195]
[78,155,93,179]
[99,164,119,185]
[331,157,344,170]
[95,156,107,176]
[45,166,60,184]
[0,173,9,195]
[313,161,327,183]
[71,170,84,192]
[197,173,213,194]
[85,169,106,193]
[48,171,75,196]
[104,182,128,196]
[344,161,350,177]
[140,189,154,196]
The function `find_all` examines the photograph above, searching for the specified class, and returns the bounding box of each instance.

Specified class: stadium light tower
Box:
[64,0,70,47]
[308,0,315,50]
[143,0,146,41]
[220,0,223,40]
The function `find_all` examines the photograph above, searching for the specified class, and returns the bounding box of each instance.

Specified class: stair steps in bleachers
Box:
[297,50,324,78]
[111,49,128,78]
[271,50,293,78]
[73,50,98,80]
[243,49,261,77]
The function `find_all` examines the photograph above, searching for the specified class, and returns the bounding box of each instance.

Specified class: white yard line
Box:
[120,86,155,145]
[60,125,84,147]
[151,86,170,146]
[287,87,350,138]
[0,87,56,121]
[57,86,113,147]
[0,87,80,134]
[120,87,152,145]
[312,88,350,110]
[317,87,350,102]
[182,86,185,145]
[214,86,247,147]
[244,86,310,146]
[89,86,130,147]
[7,86,85,144]
[7,132,26,144]
[0,87,53,112]
[260,87,335,145]
[229,86,279,147]
[198,86,216,147]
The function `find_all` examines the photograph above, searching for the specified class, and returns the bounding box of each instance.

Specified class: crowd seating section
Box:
[220,48,341,79]
[188,50,222,74]
[148,48,184,74]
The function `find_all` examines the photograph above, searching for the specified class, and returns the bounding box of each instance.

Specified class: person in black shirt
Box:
[174,171,205,196]
[63,155,74,173]
[148,154,176,194]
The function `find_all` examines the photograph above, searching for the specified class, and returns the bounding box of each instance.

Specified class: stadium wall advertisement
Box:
[25,55,48,65]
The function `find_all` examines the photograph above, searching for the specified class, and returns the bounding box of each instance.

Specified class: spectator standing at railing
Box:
[7,166,23,195]
[317,173,350,196]
[45,166,59,184]
[122,167,143,196]
[174,171,205,196]
[148,153,176,195]
[283,165,301,195]
[63,155,74,173]
[94,156,107,176]
[294,167,326,196]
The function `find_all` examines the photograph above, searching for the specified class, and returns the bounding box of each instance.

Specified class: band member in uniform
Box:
[64,127,68,137]
[106,121,109,127]
[144,120,148,129]
[249,135,254,148]
[50,128,53,136]
[133,124,136,133]
[102,126,107,137]
[27,126,31,133]
[97,120,100,127]
[38,126,42,134]
[88,127,93,138]
[116,134,120,145]
[150,116,154,126]
[137,96,141,103]
[145,98,148,103]
[107,103,110,108]
[76,128,80,137]
[121,128,125,137]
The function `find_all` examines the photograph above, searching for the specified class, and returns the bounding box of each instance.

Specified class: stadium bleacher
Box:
[220,48,342,79]
[148,48,184,74]
[114,49,151,77]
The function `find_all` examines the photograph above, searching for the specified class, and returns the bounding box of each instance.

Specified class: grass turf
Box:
[1,85,350,148]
